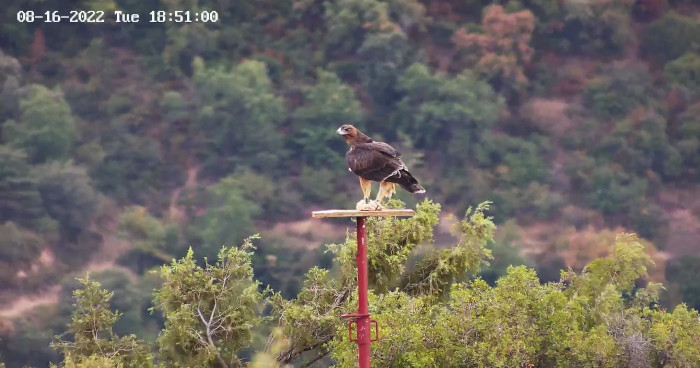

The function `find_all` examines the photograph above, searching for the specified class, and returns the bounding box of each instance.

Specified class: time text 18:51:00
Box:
[16,10,219,23]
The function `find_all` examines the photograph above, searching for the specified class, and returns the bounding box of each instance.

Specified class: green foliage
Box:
[270,199,490,364]
[473,133,550,186]
[642,11,700,64]
[565,233,654,302]
[116,206,175,273]
[330,199,442,292]
[51,276,153,368]
[357,29,414,106]
[153,238,263,368]
[52,354,122,368]
[193,175,262,259]
[670,103,700,180]
[0,308,64,368]
[269,266,350,365]
[118,206,168,251]
[478,219,529,284]
[329,232,693,368]
[664,52,700,97]
[160,91,188,124]
[395,63,503,150]
[91,128,163,203]
[583,63,654,119]
[34,162,99,240]
[0,145,44,227]
[646,304,700,366]
[0,50,22,122]
[4,1,700,366]
[666,256,700,311]
[0,221,42,266]
[401,201,494,296]
[627,199,669,242]
[448,133,556,221]
[163,23,219,76]
[193,58,285,174]
[323,0,395,58]
[248,328,292,368]
[3,85,77,164]
[83,269,162,340]
[0,222,43,288]
[584,163,648,216]
[532,0,635,55]
[292,69,363,167]
[8,199,699,368]
[596,111,673,177]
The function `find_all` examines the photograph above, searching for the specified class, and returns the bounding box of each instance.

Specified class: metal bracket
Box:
[340,313,369,320]
[370,319,379,342]
[344,317,379,342]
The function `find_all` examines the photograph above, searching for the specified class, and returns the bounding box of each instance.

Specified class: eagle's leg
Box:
[360,177,372,203]
[375,182,395,206]
[356,177,382,210]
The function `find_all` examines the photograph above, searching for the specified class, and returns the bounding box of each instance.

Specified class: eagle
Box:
[337,124,425,210]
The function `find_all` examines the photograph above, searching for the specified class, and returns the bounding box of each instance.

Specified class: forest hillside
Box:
[0,0,699,367]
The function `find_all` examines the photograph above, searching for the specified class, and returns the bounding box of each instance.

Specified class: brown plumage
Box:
[337,124,425,205]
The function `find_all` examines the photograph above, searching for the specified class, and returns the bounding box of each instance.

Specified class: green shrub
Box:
[0,145,45,228]
[532,0,634,55]
[664,52,700,97]
[395,63,503,151]
[323,0,394,58]
[34,162,99,240]
[627,199,669,242]
[596,111,671,176]
[0,222,42,265]
[667,103,700,180]
[92,127,164,203]
[190,175,262,260]
[492,182,564,222]
[666,256,700,311]
[358,30,414,107]
[193,58,286,175]
[291,69,363,167]
[473,133,551,186]
[2,85,77,164]
[582,64,653,119]
[642,11,700,64]
[584,164,648,216]
[0,222,43,288]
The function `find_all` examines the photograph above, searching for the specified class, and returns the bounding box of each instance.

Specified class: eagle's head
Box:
[337,124,371,145]
[336,124,358,137]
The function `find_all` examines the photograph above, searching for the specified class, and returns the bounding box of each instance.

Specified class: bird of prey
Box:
[337,124,425,210]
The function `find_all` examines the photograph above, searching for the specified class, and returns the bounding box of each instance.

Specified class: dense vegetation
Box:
[8,201,700,367]
[0,0,699,366]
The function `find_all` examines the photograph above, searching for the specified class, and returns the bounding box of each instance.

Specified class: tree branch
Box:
[197,304,229,368]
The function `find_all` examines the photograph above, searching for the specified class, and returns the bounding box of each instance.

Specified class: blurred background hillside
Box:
[0,0,699,366]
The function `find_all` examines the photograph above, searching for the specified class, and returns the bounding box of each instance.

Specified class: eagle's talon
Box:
[356,199,383,211]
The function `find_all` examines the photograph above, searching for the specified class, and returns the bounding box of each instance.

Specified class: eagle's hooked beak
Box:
[336,127,345,135]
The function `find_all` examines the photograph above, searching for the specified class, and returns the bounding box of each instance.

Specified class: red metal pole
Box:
[356,216,371,368]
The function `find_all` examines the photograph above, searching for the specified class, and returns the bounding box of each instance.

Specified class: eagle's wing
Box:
[347,142,405,182]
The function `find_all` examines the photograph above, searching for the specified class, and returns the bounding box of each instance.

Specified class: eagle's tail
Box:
[390,169,426,194]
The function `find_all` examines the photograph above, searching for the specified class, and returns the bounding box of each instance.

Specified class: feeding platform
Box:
[311,209,415,218]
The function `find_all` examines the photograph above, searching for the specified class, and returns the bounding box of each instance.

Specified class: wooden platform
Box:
[312,209,415,218]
